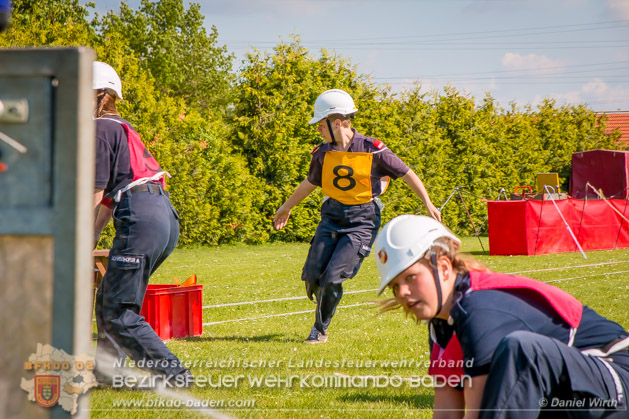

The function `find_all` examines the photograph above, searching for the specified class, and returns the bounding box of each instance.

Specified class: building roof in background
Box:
[598,112,629,147]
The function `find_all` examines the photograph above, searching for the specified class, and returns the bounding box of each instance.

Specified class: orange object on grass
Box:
[179,274,197,287]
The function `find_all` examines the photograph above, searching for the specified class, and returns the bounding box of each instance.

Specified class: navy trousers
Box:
[302,198,381,334]
[480,331,629,418]
[95,186,185,375]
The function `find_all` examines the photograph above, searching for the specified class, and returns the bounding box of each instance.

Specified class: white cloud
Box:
[582,78,608,96]
[607,0,629,19]
[501,53,567,75]
[580,78,629,110]
[524,78,629,111]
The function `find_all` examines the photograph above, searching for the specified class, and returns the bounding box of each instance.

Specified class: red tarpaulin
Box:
[487,198,629,255]
[570,149,629,199]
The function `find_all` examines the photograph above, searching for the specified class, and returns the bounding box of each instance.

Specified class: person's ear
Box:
[437,255,453,282]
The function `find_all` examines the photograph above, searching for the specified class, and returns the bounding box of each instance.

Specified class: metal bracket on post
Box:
[0,98,29,172]
[0,98,30,123]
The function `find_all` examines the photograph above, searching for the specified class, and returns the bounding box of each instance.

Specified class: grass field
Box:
[89,238,629,418]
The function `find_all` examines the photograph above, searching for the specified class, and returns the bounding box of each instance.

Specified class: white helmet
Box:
[93,61,123,101]
[374,215,460,296]
[308,89,358,124]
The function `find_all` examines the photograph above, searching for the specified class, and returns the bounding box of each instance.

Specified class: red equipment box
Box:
[487,198,629,255]
[140,284,203,340]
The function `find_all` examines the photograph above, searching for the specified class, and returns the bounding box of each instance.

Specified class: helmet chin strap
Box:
[430,251,443,319]
[326,118,337,146]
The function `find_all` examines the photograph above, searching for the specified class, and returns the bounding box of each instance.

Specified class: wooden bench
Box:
[93,249,109,289]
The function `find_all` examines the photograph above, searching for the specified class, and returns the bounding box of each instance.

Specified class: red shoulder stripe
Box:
[311,144,322,155]
[373,139,384,150]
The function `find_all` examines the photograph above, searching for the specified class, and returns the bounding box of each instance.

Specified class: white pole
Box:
[586,182,629,224]
[439,186,460,212]
[544,186,587,259]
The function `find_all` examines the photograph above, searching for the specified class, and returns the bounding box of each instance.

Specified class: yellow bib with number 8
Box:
[321,151,373,205]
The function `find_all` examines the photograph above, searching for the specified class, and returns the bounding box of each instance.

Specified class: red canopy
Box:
[570,149,629,199]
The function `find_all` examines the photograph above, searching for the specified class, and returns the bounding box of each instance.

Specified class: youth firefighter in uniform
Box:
[375,215,629,418]
[274,89,441,343]
[92,62,190,383]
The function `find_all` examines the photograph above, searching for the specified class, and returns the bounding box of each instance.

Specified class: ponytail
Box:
[95,89,119,118]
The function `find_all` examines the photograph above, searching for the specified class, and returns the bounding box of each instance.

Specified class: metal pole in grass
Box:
[544,186,587,259]
[439,185,461,212]
[456,189,486,253]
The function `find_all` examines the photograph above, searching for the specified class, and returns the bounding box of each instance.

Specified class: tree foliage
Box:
[1,0,95,46]
[1,1,625,244]
[230,38,376,241]
[97,0,234,114]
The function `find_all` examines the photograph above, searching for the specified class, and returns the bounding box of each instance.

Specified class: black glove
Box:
[305,281,319,304]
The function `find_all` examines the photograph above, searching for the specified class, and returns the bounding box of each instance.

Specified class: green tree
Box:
[0,0,95,47]
[231,37,375,241]
[99,0,234,114]
[2,0,623,243]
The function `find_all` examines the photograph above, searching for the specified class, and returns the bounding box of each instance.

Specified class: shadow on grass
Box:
[339,392,433,408]
[182,334,299,343]
[466,250,490,256]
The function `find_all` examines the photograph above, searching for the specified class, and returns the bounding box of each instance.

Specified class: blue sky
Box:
[91,0,629,111]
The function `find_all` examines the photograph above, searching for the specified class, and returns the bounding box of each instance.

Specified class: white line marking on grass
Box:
[200,270,629,327]
[507,260,628,275]
[202,302,375,326]
[203,289,375,309]
[90,261,629,324]
[544,270,629,283]
[201,261,629,310]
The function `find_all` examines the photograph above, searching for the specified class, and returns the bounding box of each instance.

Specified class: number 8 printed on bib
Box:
[321,151,373,205]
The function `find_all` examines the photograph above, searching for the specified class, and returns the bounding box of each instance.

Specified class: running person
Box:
[374,214,629,418]
[92,62,190,383]
[274,89,441,343]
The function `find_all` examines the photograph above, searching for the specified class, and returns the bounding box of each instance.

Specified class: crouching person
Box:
[374,214,629,418]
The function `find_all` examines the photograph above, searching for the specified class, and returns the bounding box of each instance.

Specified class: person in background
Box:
[92,61,190,385]
[374,214,629,418]
[0,0,10,33]
[274,89,440,343]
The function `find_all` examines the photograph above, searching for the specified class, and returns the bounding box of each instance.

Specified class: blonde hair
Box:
[378,237,490,319]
